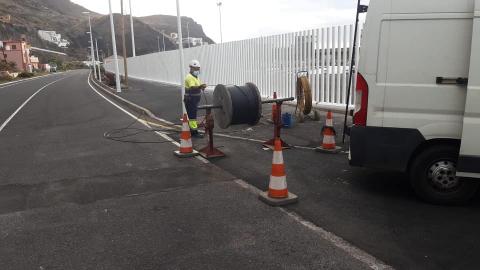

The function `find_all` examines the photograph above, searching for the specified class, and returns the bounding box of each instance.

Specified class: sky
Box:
[71,0,368,43]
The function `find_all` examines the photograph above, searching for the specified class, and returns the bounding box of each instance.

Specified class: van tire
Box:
[409,144,479,205]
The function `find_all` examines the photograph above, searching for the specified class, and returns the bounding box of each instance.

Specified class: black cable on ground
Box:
[103,111,181,144]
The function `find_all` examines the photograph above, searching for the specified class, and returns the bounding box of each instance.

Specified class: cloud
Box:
[71,0,367,42]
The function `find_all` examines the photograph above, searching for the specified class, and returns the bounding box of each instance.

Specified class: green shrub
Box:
[18,72,35,78]
[0,75,14,82]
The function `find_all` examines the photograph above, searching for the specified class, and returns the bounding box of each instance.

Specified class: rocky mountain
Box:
[139,15,215,45]
[0,0,214,61]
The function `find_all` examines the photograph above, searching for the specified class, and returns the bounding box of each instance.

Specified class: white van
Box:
[349,0,480,204]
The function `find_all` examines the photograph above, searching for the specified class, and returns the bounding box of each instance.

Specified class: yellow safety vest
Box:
[185,73,201,95]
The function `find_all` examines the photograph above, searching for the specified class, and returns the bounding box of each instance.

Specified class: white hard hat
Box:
[189,59,201,68]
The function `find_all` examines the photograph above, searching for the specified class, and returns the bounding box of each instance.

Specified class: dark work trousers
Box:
[184,94,201,124]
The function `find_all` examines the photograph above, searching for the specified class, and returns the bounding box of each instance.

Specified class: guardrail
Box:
[105,24,360,109]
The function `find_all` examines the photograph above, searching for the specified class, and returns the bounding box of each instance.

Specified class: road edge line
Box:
[233,179,393,270]
[90,78,174,125]
[0,75,69,133]
[0,72,66,89]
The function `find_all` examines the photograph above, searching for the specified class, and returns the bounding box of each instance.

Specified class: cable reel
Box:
[213,83,263,129]
[296,71,313,120]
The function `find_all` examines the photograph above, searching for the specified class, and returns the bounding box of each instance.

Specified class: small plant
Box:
[18,71,35,78]
[0,61,17,72]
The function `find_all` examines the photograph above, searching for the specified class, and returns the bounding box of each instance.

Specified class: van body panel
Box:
[390,1,475,14]
[458,0,480,177]
[352,0,479,179]
[378,15,472,139]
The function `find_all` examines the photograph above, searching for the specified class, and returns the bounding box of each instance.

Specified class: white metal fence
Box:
[106,24,360,108]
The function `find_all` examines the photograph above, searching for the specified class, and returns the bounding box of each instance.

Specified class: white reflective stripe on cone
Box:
[182,123,189,130]
[324,135,335,144]
[272,151,284,165]
[180,139,193,148]
[326,119,333,126]
[269,175,287,190]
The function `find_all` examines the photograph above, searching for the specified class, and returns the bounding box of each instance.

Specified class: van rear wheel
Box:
[409,144,479,205]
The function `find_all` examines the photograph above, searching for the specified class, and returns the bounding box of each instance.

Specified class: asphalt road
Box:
[116,76,480,270]
[0,70,372,269]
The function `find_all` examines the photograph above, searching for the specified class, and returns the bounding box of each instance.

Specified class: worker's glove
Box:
[200,84,207,90]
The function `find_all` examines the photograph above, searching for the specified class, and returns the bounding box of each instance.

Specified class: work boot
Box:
[191,130,204,138]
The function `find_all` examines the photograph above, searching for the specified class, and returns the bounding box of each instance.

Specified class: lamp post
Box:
[129,0,136,57]
[176,0,187,115]
[83,11,97,79]
[95,38,101,82]
[217,2,223,43]
[161,30,166,51]
[108,0,121,93]
[120,0,128,87]
[186,21,191,48]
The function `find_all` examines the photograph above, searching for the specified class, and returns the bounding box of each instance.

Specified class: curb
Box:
[89,77,177,128]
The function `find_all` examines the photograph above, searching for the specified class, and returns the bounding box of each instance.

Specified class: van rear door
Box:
[458,0,480,179]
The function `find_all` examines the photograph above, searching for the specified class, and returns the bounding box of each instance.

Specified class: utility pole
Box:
[157,35,160,52]
[187,21,191,48]
[83,12,97,80]
[95,38,102,82]
[162,31,166,51]
[176,0,187,115]
[129,0,136,57]
[108,0,121,93]
[217,2,223,43]
[121,0,128,87]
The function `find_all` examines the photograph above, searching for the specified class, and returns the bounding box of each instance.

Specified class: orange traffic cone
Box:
[259,138,298,206]
[174,114,199,157]
[316,110,341,153]
[325,110,334,127]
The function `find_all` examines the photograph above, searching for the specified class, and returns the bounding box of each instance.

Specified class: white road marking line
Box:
[0,75,69,133]
[0,72,66,89]
[212,133,266,143]
[233,179,393,270]
[87,74,181,145]
[212,132,318,150]
[279,208,394,270]
[89,74,213,165]
[88,73,393,269]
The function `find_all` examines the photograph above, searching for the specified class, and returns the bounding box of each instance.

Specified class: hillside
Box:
[139,15,215,45]
[0,0,214,61]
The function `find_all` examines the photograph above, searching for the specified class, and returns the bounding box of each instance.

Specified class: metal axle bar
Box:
[261,97,295,104]
[198,97,295,111]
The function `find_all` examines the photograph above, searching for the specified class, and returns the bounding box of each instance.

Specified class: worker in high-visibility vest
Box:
[184,59,206,137]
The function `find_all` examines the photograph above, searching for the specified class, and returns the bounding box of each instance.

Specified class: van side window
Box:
[11,45,16,50]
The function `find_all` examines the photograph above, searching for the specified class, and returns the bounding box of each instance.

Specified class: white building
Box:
[169,32,205,47]
[37,30,70,48]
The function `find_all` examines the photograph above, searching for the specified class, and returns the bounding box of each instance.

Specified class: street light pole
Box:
[120,0,128,87]
[84,12,97,80]
[108,0,121,93]
[217,2,223,43]
[129,0,136,57]
[187,21,191,48]
[95,38,102,82]
[162,31,166,51]
[176,0,187,115]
